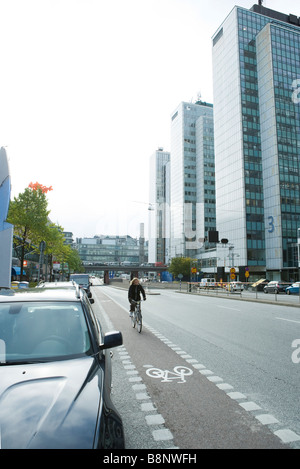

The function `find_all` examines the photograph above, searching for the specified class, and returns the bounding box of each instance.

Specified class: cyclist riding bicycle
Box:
[128,277,146,316]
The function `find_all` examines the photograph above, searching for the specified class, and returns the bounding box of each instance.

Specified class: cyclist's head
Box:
[131,277,139,285]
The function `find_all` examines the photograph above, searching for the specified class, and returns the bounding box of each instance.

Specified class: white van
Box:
[225,281,244,292]
[199,278,216,288]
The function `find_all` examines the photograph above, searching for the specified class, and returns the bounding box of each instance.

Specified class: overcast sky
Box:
[1,0,298,239]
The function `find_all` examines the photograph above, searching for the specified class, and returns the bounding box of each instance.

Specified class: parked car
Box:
[286,282,300,295]
[225,281,244,292]
[37,281,77,289]
[0,287,124,449]
[263,280,291,294]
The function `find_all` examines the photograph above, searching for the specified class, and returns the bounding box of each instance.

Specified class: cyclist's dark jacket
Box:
[128,284,146,302]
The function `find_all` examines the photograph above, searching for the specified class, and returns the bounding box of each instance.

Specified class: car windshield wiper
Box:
[0,359,47,365]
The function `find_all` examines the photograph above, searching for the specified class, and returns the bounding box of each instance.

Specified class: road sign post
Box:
[178,273,183,290]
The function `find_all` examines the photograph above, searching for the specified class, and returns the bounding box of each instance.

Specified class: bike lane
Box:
[94,287,289,449]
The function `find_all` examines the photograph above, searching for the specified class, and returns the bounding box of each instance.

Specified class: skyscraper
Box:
[149,148,170,264]
[170,100,215,259]
[212,3,300,281]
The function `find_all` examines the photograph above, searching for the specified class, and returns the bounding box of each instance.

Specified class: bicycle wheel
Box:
[137,311,142,333]
[131,311,136,328]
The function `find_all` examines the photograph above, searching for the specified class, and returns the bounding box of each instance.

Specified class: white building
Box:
[170,100,215,259]
[148,148,170,264]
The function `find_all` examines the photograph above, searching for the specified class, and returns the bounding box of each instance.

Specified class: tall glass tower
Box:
[149,148,170,264]
[212,3,300,280]
[170,100,215,259]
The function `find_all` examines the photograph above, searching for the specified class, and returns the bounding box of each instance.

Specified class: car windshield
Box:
[71,276,89,285]
[0,302,92,364]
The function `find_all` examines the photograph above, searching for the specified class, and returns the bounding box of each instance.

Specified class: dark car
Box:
[0,286,124,449]
[263,280,291,294]
[70,274,92,298]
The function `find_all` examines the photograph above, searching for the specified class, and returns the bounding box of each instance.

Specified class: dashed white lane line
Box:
[276,317,300,325]
[274,429,300,443]
[118,344,177,448]
[143,320,300,448]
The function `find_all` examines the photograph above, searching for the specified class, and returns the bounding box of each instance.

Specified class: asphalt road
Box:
[91,283,300,450]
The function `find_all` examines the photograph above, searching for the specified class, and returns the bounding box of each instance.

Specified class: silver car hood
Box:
[0,357,102,449]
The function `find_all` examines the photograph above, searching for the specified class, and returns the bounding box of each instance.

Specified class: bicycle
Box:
[130,300,142,333]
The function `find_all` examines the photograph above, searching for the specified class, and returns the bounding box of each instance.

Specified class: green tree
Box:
[168,257,193,280]
[64,246,84,273]
[7,185,50,280]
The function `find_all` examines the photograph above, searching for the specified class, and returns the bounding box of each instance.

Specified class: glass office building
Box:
[148,148,170,264]
[212,4,300,280]
[75,235,148,266]
[170,100,215,259]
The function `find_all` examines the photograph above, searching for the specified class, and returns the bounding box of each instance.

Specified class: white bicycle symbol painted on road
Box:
[145,365,193,383]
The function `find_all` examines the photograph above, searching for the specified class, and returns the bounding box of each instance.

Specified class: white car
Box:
[226,281,244,292]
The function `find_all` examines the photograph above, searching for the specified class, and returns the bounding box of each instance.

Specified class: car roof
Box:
[37,281,76,288]
[0,287,83,303]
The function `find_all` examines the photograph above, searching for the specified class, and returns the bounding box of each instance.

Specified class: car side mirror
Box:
[99,331,123,350]
[89,298,94,304]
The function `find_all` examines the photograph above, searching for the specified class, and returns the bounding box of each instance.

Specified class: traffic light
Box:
[208,230,219,243]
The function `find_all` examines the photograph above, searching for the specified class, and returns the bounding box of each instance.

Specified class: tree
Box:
[168,257,193,280]
[7,183,52,280]
[64,246,84,273]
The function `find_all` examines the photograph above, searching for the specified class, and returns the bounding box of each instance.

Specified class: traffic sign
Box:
[230,273,236,279]
[245,271,249,278]
[191,267,197,273]
[230,267,236,274]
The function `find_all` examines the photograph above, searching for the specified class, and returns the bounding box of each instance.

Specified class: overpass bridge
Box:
[84,264,169,283]
[84,264,169,273]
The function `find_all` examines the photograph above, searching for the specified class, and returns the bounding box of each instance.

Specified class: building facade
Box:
[170,100,215,259]
[148,148,170,264]
[75,234,148,267]
[212,3,300,281]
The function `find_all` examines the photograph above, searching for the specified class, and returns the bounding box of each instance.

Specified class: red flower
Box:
[28,182,53,193]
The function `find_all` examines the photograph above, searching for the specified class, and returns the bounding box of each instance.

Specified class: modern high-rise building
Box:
[148,148,170,264]
[170,100,215,259]
[212,3,300,281]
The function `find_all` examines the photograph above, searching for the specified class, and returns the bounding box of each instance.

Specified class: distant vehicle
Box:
[225,281,244,292]
[263,281,291,294]
[199,278,216,288]
[120,261,138,266]
[70,274,92,298]
[0,287,124,449]
[285,282,300,295]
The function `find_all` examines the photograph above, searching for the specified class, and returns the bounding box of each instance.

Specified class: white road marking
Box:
[274,429,300,443]
[216,305,241,311]
[256,414,279,425]
[276,317,300,324]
